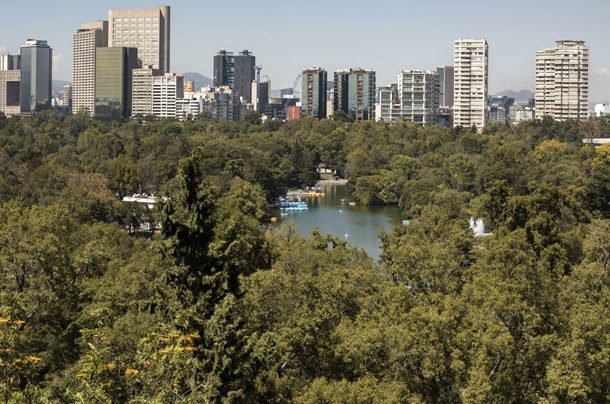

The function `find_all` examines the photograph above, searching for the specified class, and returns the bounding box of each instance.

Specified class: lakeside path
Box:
[317,178,349,186]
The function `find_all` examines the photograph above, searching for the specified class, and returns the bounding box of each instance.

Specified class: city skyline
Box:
[2,0,610,102]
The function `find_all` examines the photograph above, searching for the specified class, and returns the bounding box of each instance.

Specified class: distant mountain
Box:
[183,72,212,91]
[493,90,534,102]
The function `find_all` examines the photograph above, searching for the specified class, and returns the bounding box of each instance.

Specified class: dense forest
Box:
[0,110,609,402]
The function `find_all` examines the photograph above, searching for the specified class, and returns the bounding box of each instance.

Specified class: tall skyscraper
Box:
[398,70,440,125]
[535,40,589,121]
[437,66,454,108]
[333,68,376,121]
[108,5,170,74]
[95,47,139,120]
[233,50,255,102]
[213,49,255,101]
[20,39,52,116]
[453,39,488,131]
[301,67,327,119]
[73,20,108,115]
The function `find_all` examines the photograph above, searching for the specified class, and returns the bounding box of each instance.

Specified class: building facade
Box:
[397,70,439,125]
[251,76,270,112]
[594,103,610,117]
[95,47,138,120]
[453,39,488,131]
[213,50,234,88]
[73,21,108,115]
[535,40,589,121]
[176,96,200,121]
[301,67,327,118]
[233,50,255,102]
[108,6,170,74]
[131,66,154,116]
[0,54,21,71]
[333,68,376,121]
[0,70,21,117]
[437,66,454,107]
[61,84,73,110]
[152,73,184,118]
[375,86,396,122]
[20,39,52,116]
[213,49,255,102]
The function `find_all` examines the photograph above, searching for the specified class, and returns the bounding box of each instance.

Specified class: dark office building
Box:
[213,50,234,88]
[95,47,139,120]
[20,39,52,116]
[213,49,255,102]
[233,50,255,102]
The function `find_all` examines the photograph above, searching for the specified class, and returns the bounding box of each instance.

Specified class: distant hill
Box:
[183,72,213,91]
[493,90,534,102]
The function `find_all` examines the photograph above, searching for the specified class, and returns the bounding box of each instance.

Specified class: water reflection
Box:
[271,182,403,260]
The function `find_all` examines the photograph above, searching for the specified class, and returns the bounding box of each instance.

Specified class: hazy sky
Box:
[2,0,610,101]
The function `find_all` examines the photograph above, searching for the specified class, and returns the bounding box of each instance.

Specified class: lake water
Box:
[271,182,403,260]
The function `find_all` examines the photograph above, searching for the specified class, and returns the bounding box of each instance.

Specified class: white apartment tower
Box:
[72,21,108,115]
[453,39,488,131]
[152,73,184,118]
[398,70,439,125]
[535,40,589,121]
[108,6,170,74]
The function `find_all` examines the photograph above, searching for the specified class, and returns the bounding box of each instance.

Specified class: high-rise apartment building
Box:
[301,67,327,119]
[73,20,108,115]
[453,39,488,131]
[95,47,139,120]
[213,49,255,102]
[397,70,440,125]
[333,68,376,121]
[152,73,184,118]
[108,6,170,74]
[20,39,52,116]
[131,66,154,116]
[437,66,454,108]
[535,40,589,121]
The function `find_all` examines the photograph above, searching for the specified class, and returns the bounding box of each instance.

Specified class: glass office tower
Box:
[20,39,52,115]
[95,47,139,120]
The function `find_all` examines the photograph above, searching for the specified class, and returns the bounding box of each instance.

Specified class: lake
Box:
[271,181,403,260]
